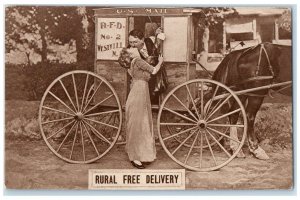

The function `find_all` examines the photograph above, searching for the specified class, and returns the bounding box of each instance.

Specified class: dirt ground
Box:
[5,138,293,190]
[4,100,294,190]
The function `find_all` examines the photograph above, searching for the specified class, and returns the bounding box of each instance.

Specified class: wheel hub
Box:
[197,120,207,130]
[74,112,84,121]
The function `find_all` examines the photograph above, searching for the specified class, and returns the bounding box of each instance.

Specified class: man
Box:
[128,29,167,104]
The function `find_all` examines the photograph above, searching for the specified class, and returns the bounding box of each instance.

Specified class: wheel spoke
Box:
[84,117,119,130]
[206,98,223,120]
[46,120,75,140]
[207,108,241,124]
[80,74,89,112]
[184,131,199,164]
[171,129,197,155]
[69,122,79,159]
[205,94,232,121]
[72,74,80,112]
[171,94,198,121]
[185,85,200,119]
[42,106,74,117]
[206,129,231,158]
[56,121,77,152]
[200,81,204,119]
[160,122,196,126]
[207,126,241,144]
[204,85,219,119]
[204,131,217,166]
[199,132,203,168]
[79,122,86,161]
[82,120,100,156]
[83,119,112,145]
[49,91,76,114]
[84,109,119,117]
[163,107,198,124]
[207,124,244,128]
[84,94,114,115]
[163,126,197,141]
[82,81,103,113]
[42,116,74,125]
[59,80,77,112]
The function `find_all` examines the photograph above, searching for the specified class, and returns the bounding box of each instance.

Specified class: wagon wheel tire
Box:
[157,79,247,171]
[39,70,122,164]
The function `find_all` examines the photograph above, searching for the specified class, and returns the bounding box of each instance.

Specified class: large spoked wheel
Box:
[158,79,247,171]
[39,70,122,164]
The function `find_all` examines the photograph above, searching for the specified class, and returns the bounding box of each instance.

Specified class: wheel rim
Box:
[39,70,122,163]
[157,79,247,171]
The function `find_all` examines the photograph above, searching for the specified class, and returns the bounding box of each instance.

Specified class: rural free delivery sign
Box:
[89,169,185,190]
[97,18,126,60]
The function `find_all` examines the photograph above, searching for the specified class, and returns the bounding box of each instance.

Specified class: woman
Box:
[118,48,163,169]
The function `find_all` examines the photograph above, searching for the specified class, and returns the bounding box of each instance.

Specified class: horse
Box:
[212,42,292,159]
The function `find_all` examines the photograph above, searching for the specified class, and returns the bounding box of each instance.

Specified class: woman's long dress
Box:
[125,58,156,162]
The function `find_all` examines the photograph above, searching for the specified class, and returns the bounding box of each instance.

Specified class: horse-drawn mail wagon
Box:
[38,7,292,172]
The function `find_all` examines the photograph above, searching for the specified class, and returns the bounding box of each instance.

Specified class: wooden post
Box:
[223,21,226,53]
[274,18,279,42]
[252,18,257,40]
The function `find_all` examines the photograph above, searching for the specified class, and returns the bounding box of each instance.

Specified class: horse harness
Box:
[236,43,278,97]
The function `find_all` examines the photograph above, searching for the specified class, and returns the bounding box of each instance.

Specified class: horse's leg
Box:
[246,96,270,160]
[228,96,247,158]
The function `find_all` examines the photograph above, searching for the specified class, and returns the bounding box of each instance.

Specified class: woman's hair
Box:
[129,29,144,40]
[118,48,131,69]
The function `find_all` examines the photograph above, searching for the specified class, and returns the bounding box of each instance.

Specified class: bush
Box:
[5,61,94,100]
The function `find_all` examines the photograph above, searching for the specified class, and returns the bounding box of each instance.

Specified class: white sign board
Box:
[97,18,126,60]
[89,169,185,190]
[163,17,188,62]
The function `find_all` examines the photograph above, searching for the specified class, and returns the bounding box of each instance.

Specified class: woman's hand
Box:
[158,54,164,64]
[152,55,164,75]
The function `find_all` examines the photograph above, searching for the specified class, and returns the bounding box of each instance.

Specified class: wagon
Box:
[38,7,292,171]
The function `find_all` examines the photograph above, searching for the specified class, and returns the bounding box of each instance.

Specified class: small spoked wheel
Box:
[39,70,122,163]
[158,79,247,171]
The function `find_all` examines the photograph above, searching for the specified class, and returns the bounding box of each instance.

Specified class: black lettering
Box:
[174,175,178,183]
[100,22,106,29]
[100,34,106,39]
[95,175,100,184]
[116,22,122,29]
[109,22,115,28]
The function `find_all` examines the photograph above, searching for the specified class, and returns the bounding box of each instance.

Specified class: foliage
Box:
[278,9,291,32]
[6,61,93,100]
[5,6,95,64]
[193,7,235,54]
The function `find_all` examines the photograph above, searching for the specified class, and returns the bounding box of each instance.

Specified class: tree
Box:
[193,7,235,66]
[278,9,291,39]
[5,6,95,64]
[49,6,95,64]
[5,6,59,63]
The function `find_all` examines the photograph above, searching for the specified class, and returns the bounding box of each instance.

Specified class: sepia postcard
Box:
[4,5,293,191]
